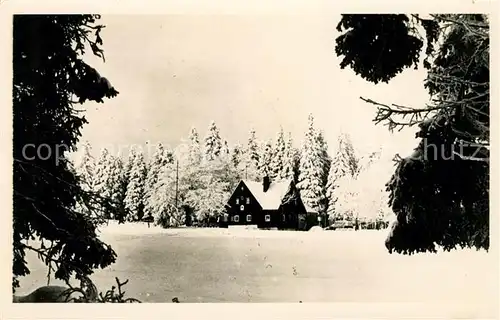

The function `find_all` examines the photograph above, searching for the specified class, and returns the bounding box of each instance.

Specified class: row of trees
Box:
[75,116,390,227]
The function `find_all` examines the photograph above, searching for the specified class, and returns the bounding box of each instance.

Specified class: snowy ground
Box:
[16,222,498,316]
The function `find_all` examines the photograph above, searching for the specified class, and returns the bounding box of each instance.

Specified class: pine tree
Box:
[282,132,295,181]
[123,147,136,187]
[297,114,330,213]
[93,148,115,219]
[13,15,119,290]
[247,128,260,168]
[217,139,240,194]
[271,127,287,180]
[203,121,223,161]
[291,146,301,183]
[74,141,97,219]
[150,162,180,227]
[124,148,147,221]
[223,140,230,156]
[258,139,274,178]
[238,129,260,181]
[168,130,209,227]
[315,130,332,213]
[188,127,202,166]
[75,140,95,191]
[231,143,243,171]
[144,143,171,220]
[326,132,360,220]
[108,156,128,223]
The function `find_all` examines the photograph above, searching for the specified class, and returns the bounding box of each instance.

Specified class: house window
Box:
[282,214,286,222]
[246,197,250,204]
[223,214,228,222]
[240,196,244,200]
[234,215,240,223]
[236,198,239,205]
[246,214,252,222]
[240,205,244,211]
[265,215,271,222]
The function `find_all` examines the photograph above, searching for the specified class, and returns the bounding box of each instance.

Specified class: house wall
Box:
[258,210,280,229]
[277,203,299,230]
[224,181,263,226]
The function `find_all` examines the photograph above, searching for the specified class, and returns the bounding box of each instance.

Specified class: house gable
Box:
[226,180,263,212]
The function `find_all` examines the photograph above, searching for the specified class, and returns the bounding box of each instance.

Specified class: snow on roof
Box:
[242,179,292,210]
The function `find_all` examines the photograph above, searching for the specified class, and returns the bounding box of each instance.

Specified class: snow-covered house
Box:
[222,176,318,230]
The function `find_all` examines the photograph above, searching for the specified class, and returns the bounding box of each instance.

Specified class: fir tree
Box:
[326,132,360,220]
[124,148,147,221]
[203,121,223,161]
[258,139,274,178]
[150,162,181,227]
[75,140,95,191]
[291,146,301,183]
[247,128,260,168]
[123,148,136,187]
[74,141,97,219]
[282,132,295,180]
[171,128,204,225]
[93,148,114,219]
[223,140,230,156]
[144,143,171,219]
[108,156,128,223]
[188,127,202,166]
[271,127,287,180]
[13,15,119,289]
[297,114,329,213]
[315,130,332,213]
[231,143,243,171]
[239,129,260,181]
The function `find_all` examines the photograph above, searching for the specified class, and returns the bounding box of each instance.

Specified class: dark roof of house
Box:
[232,179,317,213]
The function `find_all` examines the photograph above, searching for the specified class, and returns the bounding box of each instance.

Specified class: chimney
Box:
[263,176,271,192]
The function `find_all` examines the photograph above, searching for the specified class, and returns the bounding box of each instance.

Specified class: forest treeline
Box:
[74,114,391,227]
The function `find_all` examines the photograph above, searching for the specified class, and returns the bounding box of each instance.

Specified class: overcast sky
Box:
[78,14,431,161]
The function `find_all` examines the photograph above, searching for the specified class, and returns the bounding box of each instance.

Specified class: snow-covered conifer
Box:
[271,127,286,180]
[124,147,147,221]
[246,128,260,168]
[144,143,171,219]
[108,156,128,222]
[237,129,260,181]
[258,139,274,178]
[75,140,95,191]
[282,132,295,180]
[188,127,202,166]
[231,143,243,171]
[93,148,115,218]
[203,121,223,161]
[326,132,360,220]
[297,114,329,213]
